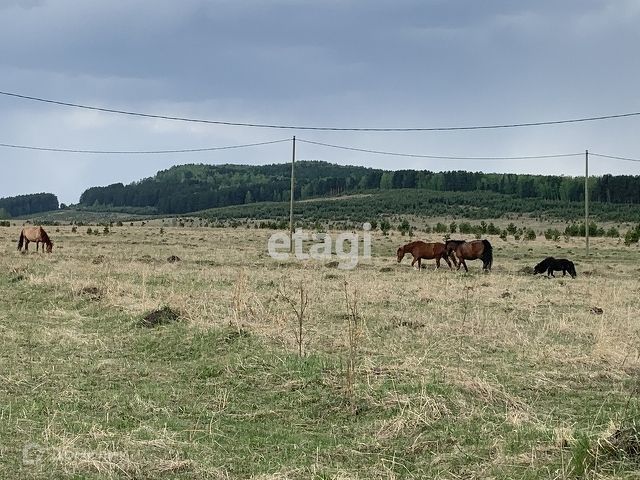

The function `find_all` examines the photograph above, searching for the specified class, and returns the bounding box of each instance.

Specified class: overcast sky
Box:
[1,0,639,204]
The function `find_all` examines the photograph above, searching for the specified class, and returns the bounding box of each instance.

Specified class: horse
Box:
[17,226,53,253]
[449,239,492,272]
[533,257,576,278]
[396,241,452,270]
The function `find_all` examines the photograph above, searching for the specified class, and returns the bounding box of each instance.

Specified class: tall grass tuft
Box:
[343,279,362,413]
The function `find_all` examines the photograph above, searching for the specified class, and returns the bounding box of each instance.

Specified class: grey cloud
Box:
[0,1,639,204]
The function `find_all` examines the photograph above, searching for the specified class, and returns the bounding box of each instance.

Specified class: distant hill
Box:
[79,162,374,214]
[0,193,59,218]
[76,161,640,216]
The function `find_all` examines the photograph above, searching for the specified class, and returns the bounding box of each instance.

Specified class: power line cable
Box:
[2,90,640,132]
[297,138,583,160]
[590,153,640,163]
[0,138,290,154]
[1,134,638,166]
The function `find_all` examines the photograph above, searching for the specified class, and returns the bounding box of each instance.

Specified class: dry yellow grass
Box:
[1,223,640,478]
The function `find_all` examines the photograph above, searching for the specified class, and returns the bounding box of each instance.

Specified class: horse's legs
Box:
[455,253,468,271]
[417,258,422,270]
[443,255,452,269]
[24,240,29,251]
[411,257,417,268]
[547,268,555,277]
[36,241,40,252]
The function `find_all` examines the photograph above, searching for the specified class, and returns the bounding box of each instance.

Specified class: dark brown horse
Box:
[17,226,53,253]
[447,239,492,272]
[444,239,466,267]
[397,241,452,269]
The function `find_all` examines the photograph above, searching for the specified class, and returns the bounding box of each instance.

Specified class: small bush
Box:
[514,229,522,241]
[459,222,473,234]
[487,222,501,235]
[380,219,391,236]
[524,228,536,241]
[624,224,640,246]
[398,219,413,236]
[544,228,561,241]
[605,226,620,238]
[434,222,447,234]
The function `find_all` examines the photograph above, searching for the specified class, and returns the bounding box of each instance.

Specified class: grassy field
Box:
[1,223,640,479]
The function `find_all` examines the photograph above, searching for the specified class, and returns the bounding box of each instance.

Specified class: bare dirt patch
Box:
[140,306,181,327]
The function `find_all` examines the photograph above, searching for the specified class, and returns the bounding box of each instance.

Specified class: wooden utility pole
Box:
[585,149,589,256]
[289,136,296,252]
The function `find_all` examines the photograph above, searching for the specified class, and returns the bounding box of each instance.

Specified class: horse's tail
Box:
[17,230,24,251]
[481,239,493,270]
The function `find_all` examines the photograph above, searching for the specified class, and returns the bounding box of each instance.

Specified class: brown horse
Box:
[17,226,53,253]
[396,241,452,269]
[448,239,492,272]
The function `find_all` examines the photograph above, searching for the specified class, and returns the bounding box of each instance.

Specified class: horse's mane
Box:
[534,257,554,270]
[40,227,52,245]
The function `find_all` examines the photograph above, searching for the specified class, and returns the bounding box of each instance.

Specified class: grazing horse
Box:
[396,241,452,270]
[450,239,493,272]
[17,226,53,253]
[534,257,576,278]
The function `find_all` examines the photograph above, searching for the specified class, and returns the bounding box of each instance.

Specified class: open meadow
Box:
[1,223,640,479]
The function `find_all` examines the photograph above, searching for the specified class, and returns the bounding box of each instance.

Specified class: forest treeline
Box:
[0,193,59,218]
[200,189,640,224]
[77,162,640,215]
[5,162,640,218]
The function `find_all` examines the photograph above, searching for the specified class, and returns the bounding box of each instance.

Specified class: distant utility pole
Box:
[585,149,589,256]
[289,136,296,253]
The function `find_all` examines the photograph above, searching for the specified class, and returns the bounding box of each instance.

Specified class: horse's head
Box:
[396,246,405,263]
[567,261,577,278]
[445,240,463,254]
[46,241,53,253]
[534,257,551,275]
